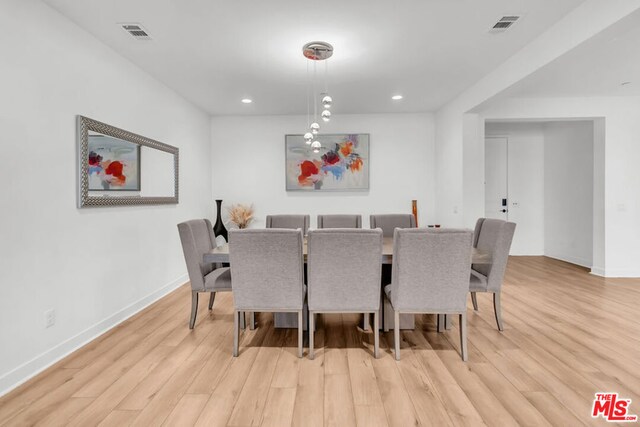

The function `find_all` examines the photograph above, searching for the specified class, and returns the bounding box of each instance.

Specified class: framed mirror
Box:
[77,115,179,207]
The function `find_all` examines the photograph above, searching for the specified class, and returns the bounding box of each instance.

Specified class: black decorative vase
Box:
[213,199,228,242]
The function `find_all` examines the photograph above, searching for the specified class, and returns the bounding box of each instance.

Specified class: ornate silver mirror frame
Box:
[77,115,179,207]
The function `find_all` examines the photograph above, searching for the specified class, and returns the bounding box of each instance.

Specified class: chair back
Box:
[473,219,516,292]
[177,219,217,291]
[229,229,305,311]
[369,214,416,237]
[473,218,485,248]
[390,228,472,312]
[266,215,310,235]
[307,229,382,312]
[317,214,362,229]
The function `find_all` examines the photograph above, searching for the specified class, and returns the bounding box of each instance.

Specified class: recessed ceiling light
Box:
[392,95,403,100]
[241,98,253,104]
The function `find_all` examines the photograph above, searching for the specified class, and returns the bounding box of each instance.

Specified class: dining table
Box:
[204,236,491,265]
[204,236,492,330]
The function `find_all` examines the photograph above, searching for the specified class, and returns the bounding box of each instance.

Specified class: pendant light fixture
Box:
[302,41,333,152]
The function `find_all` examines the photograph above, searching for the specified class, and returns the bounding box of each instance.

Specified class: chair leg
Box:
[249,312,256,330]
[298,310,304,358]
[309,311,315,360]
[459,312,468,362]
[208,292,216,310]
[362,313,370,331]
[493,292,504,331]
[233,310,239,357]
[437,314,445,333]
[374,311,380,359]
[394,310,401,361]
[471,292,478,311]
[189,291,199,329]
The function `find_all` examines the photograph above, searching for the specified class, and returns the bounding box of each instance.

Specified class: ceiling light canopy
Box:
[302,41,334,61]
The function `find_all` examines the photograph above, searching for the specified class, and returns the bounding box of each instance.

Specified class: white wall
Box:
[544,121,594,267]
[485,123,545,255]
[211,114,435,229]
[480,97,640,277]
[0,0,212,394]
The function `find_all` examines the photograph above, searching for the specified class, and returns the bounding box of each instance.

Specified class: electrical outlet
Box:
[44,309,55,328]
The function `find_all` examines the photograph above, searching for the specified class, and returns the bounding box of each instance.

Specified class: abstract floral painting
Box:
[87,134,140,191]
[285,134,369,191]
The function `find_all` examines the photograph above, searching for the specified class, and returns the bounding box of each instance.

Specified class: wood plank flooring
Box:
[1,256,640,426]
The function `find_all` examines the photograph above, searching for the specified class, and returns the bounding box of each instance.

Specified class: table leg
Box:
[361,313,370,331]
[274,305,308,330]
[383,298,415,330]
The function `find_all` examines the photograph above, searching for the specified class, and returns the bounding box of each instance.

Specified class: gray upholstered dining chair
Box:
[469,218,516,331]
[307,228,383,359]
[369,213,416,237]
[384,228,473,361]
[317,214,362,229]
[177,219,238,329]
[371,213,418,330]
[228,228,306,357]
[266,214,310,235]
[262,214,310,328]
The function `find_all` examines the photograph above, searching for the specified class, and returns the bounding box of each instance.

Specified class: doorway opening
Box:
[484,120,597,269]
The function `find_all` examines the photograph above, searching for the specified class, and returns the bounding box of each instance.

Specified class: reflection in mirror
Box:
[78,116,179,207]
[88,132,140,192]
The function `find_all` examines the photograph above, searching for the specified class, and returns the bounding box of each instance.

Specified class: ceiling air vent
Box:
[120,23,151,40]
[490,16,520,33]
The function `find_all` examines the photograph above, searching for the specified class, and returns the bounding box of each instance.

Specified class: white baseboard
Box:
[593,268,640,278]
[545,253,592,269]
[0,274,188,398]
[590,266,606,277]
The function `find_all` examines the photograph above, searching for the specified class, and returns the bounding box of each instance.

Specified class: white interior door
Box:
[485,137,508,220]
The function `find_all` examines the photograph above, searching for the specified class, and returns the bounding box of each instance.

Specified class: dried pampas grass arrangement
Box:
[227,204,255,229]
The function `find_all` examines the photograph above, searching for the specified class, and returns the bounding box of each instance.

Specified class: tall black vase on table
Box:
[213,199,228,242]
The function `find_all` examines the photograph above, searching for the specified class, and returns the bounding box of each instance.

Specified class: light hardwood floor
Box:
[1,256,640,426]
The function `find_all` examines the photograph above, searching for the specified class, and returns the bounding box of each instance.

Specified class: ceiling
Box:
[43,0,585,115]
[489,8,640,100]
